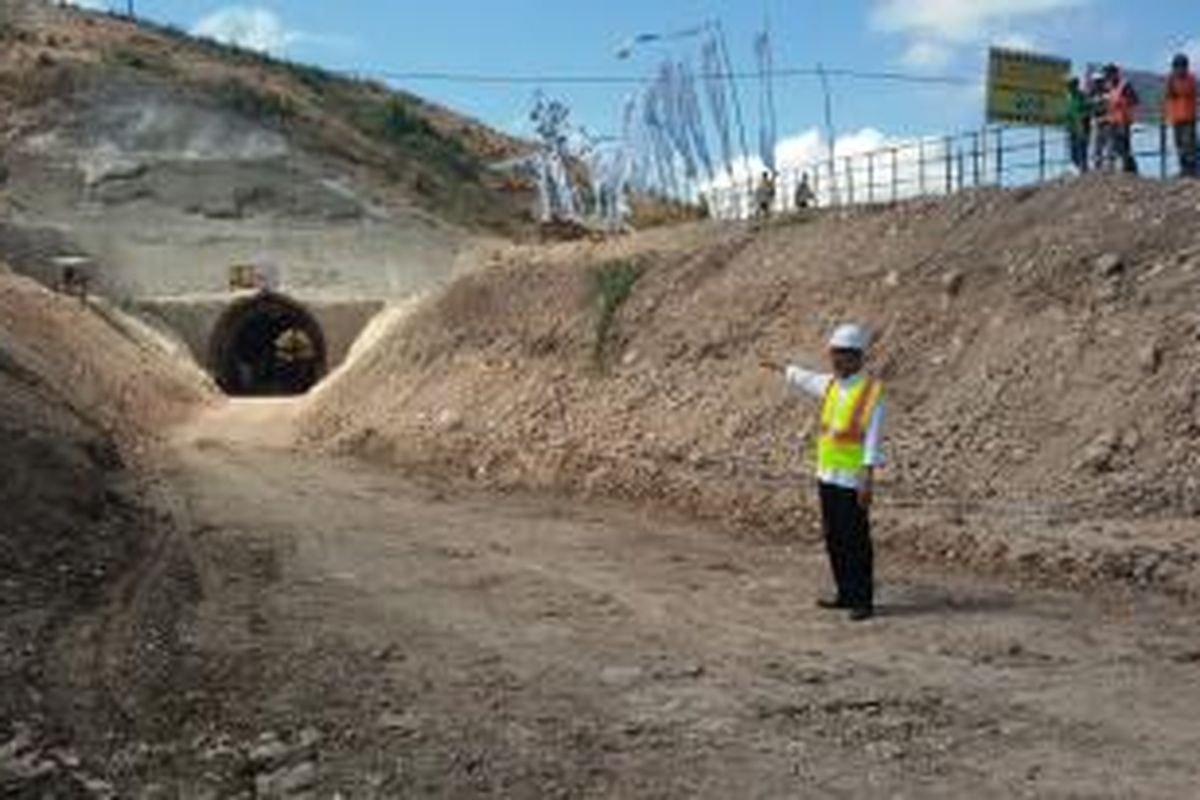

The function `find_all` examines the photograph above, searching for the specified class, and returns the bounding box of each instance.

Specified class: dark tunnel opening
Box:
[209,292,328,396]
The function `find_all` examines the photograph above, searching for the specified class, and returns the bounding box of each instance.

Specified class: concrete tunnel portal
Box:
[208,292,328,396]
[136,292,385,397]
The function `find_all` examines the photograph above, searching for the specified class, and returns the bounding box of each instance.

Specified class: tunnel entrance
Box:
[209,292,328,396]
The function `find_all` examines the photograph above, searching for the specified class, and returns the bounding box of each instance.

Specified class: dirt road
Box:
[56,400,1200,798]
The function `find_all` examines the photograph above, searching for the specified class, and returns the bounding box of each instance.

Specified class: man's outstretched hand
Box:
[759,358,784,372]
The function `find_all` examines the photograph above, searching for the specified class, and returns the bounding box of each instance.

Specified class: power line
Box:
[368,66,976,89]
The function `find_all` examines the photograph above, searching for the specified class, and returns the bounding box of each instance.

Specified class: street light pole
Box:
[817,62,838,205]
[617,18,750,170]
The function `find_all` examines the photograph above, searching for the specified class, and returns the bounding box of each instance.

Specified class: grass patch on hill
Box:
[214,78,296,124]
[591,259,642,368]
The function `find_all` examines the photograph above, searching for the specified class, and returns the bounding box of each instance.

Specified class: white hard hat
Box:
[828,323,871,351]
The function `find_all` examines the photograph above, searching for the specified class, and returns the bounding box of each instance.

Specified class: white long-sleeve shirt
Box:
[785,366,886,490]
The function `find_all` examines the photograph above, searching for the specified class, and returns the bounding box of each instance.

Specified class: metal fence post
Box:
[944,136,953,195]
[867,152,875,204]
[1161,124,1169,179]
[957,148,965,191]
[813,169,821,207]
[891,148,899,203]
[995,127,1004,186]
[972,131,981,187]
[1038,125,1047,182]
[918,139,926,196]
[845,157,855,205]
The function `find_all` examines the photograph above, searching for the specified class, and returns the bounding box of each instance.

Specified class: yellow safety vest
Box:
[817,375,884,475]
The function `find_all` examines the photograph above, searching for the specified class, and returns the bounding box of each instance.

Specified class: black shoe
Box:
[816,597,849,610]
[847,607,874,622]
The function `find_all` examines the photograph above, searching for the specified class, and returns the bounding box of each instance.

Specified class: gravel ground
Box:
[13,399,1200,798]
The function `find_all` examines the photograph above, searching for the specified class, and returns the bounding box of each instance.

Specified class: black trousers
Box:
[1112,125,1138,174]
[1174,122,1198,177]
[1069,129,1089,173]
[818,482,874,609]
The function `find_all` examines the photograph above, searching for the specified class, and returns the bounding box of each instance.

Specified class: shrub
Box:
[590,259,642,367]
[284,61,338,95]
[215,79,294,124]
[105,46,173,74]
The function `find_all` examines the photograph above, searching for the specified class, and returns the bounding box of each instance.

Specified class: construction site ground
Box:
[5,9,1198,796]
[6,161,1200,795]
[3,397,1194,798]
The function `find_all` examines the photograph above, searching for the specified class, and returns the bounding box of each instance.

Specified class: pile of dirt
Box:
[300,175,1200,595]
[0,267,209,792]
[0,270,211,448]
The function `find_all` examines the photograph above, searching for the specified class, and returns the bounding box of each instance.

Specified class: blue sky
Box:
[80,1,1199,154]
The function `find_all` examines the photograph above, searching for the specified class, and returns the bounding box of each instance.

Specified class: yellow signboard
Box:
[986,47,1072,125]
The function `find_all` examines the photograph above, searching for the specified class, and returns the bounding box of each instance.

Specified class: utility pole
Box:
[760,7,777,170]
[127,0,134,18]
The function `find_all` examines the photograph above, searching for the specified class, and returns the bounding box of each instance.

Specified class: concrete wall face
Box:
[63,216,462,300]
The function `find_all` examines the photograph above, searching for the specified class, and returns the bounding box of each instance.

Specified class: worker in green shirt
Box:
[1065,76,1091,174]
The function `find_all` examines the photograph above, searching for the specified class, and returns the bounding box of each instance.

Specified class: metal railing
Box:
[708,122,1192,219]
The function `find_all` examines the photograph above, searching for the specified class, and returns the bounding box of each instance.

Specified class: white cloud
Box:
[871,0,1089,44]
[192,6,300,55]
[871,0,1091,70]
[64,0,109,9]
[900,40,954,69]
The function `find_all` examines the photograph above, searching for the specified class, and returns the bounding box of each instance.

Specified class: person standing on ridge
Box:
[1088,69,1112,171]
[1065,76,1091,174]
[761,324,885,622]
[1104,63,1140,174]
[755,170,776,218]
[1165,53,1198,177]
[794,172,816,210]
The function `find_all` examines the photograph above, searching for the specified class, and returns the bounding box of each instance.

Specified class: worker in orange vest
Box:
[1165,53,1198,177]
[1104,63,1140,174]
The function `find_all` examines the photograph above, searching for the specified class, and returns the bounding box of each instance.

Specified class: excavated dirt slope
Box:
[301,175,1200,596]
[0,264,209,791]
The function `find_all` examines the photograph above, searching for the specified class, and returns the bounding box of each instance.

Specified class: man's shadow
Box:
[876,584,1019,619]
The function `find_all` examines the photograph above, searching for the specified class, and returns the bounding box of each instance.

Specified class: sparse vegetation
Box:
[214,78,295,124]
[284,61,338,95]
[590,259,642,367]
[346,94,479,180]
[105,45,173,75]
[627,192,708,230]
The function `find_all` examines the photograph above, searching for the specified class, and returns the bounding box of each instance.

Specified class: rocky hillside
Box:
[0,2,542,302]
[0,2,533,236]
[300,175,1200,596]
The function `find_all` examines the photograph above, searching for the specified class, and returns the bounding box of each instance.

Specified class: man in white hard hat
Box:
[762,323,885,621]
